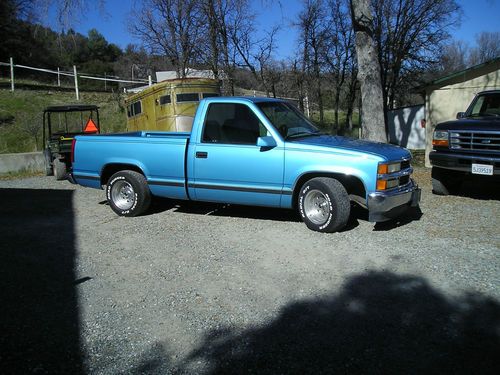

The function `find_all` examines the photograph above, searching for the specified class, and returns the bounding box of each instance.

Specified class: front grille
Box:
[401,159,411,170]
[399,175,410,186]
[449,131,500,153]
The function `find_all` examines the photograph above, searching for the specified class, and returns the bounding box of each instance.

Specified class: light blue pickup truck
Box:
[71,97,420,232]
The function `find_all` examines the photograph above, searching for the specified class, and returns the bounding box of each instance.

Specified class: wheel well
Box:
[292,172,366,208]
[100,164,145,185]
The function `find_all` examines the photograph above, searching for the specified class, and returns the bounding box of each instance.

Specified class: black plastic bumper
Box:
[430,151,500,175]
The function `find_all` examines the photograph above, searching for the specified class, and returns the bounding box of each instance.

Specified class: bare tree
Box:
[324,0,356,133]
[297,0,328,125]
[350,0,386,142]
[439,40,470,74]
[131,0,202,78]
[469,31,500,66]
[372,0,460,110]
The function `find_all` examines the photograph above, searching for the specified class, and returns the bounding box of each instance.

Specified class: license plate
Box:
[472,163,493,175]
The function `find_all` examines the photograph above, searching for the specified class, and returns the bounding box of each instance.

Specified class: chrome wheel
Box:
[303,189,330,225]
[111,180,135,210]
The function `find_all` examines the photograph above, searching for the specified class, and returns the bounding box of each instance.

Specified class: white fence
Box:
[0,58,156,100]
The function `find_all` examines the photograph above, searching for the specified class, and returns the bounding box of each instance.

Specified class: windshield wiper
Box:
[285,131,325,140]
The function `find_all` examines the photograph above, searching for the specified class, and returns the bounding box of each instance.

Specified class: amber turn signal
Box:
[432,139,449,147]
[377,164,388,174]
[376,179,387,190]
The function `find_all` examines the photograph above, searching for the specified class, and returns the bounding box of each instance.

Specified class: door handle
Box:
[196,151,208,159]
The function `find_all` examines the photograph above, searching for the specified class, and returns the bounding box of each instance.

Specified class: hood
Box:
[287,135,411,161]
[436,117,500,132]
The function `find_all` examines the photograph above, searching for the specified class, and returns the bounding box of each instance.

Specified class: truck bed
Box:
[72,131,191,200]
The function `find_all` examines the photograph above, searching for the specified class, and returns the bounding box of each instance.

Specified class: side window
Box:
[177,93,199,103]
[202,103,264,145]
[159,95,171,105]
[470,96,485,115]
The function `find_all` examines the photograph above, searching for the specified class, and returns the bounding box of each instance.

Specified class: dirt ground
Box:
[1,168,499,374]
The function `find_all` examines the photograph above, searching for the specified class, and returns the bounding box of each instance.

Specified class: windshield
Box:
[256,101,321,139]
[467,93,500,117]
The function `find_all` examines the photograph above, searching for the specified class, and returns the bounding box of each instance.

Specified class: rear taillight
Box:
[71,138,76,164]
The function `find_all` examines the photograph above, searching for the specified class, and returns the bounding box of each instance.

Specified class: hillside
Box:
[0,88,127,154]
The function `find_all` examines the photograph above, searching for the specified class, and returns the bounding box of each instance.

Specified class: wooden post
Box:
[10,57,14,92]
[104,72,107,91]
[57,67,61,86]
[148,75,152,86]
[73,65,79,100]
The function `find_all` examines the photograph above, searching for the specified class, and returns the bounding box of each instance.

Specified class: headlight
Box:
[377,162,400,174]
[432,130,449,147]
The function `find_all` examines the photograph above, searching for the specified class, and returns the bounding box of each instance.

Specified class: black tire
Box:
[431,167,461,195]
[106,170,151,217]
[53,158,67,180]
[298,177,350,233]
[43,149,53,176]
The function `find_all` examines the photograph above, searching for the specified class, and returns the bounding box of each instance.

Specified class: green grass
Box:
[0,87,127,154]
[310,109,361,138]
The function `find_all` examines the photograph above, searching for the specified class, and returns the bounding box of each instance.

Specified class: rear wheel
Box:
[298,177,350,233]
[431,167,461,195]
[106,170,151,217]
[53,158,67,180]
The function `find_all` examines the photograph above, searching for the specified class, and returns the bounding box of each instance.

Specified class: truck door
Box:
[192,102,284,207]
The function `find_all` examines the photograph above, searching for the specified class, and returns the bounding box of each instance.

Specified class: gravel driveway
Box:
[1,168,499,374]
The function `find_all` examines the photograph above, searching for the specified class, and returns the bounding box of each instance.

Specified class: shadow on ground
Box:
[151,199,422,232]
[453,176,500,200]
[133,271,500,374]
[150,198,302,223]
[0,189,83,374]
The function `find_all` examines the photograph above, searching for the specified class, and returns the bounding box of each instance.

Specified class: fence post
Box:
[73,65,79,100]
[305,95,310,117]
[104,72,107,91]
[10,57,14,92]
[148,75,152,86]
[57,67,61,86]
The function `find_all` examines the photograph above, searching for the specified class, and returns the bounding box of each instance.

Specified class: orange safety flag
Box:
[84,118,98,133]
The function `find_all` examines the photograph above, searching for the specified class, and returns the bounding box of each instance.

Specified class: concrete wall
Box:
[424,65,500,166]
[0,152,45,174]
[388,105,426,149]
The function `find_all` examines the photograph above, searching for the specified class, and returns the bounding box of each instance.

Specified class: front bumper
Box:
[430,151,500,175]
[367,180,421,222]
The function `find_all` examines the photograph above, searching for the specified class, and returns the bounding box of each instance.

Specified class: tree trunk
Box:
[350,0,387,143]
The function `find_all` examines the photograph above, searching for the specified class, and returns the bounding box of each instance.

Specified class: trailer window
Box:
[177,93,199,103]
[202,93,219,99]
[127,101,142,117]
[159,95,171,105]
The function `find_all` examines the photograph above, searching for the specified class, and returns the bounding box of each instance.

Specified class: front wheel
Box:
[298,177,350,233]
[106,170,151,217]
[431,167,461,195]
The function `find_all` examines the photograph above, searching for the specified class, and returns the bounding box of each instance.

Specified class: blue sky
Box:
[50,0,500,60]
